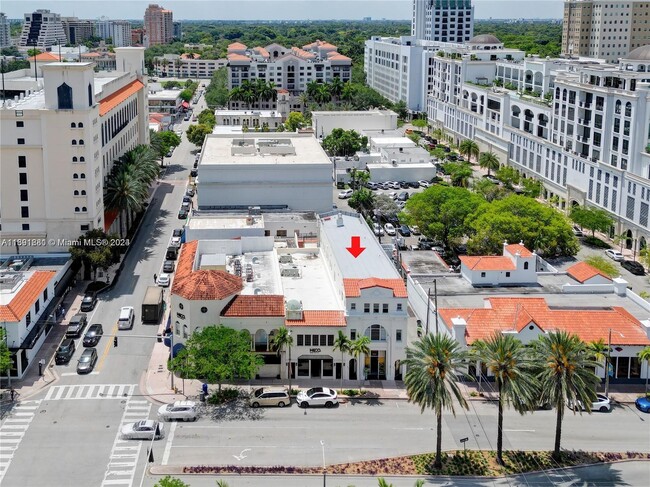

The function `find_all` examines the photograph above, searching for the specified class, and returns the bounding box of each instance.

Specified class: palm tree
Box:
[306,80,320,101]
[449,163,473,188]
[241,89,257,110]
[228,87,243,108]
[329,77,344,103]
[403,333,468,469]
[341,82,355,103]
[638,346,650,392]
[533,331,600,460]
[271,327,294,396]
[333,331,351,392]
[349,335,371,393]
[459,139,480,164]
[478,151,500,176]
[473,334,538,465]
[432,127,446,143]
[104,170,145,237]
[587,338,608,390]
[314,84,332,105]
[298,92,309,114]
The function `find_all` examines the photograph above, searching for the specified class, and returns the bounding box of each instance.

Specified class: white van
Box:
[118,306,135,330]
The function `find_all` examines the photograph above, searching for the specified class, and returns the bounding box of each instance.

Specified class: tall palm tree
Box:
[478,151,500,176]
[241,89,257,110]
[533,331,600,460]
[403,333,468,470]
[349,335,371,393]
[473,334,538,465]
[459,139,480,164]
[638,346,650,392]
[228,87,243,108]
[306,80,320,101]
[298,92,309,114]
[341,82,355,103]
[333,331,351,392]
[587,338,608,390]
[272,327,294,396]
[314,84,332,106]
[329,77,344,102]
[104,170,145,237]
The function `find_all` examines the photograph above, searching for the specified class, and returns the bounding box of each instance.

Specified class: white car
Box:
[170,236,181,247]
[389,181,401,190]
[605,249,624,261]
[373,223,385,236]
[338,189,353,199]
[568,394,612,413]
[410,225,421,235]
[388,191,399,200]
[384,223,396,236]
[156,273,171,287]
[296,387,338,408]
[121,420,165,440]
[157,401,199,421]
[418,180,431,188]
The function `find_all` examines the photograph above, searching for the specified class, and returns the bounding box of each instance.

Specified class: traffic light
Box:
[113,336,118,347]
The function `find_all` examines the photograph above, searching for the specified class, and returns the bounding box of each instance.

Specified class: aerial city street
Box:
[0,1,649,486]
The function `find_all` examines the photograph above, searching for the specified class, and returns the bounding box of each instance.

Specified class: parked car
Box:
[76,348,98,374]
[418,180,431,188]
[193,161,198,169]
[163,260,175,273]
[157,273,171,287]
[388,191,398,200]
[80,293,97,312]
[384,223,396,236]
[399,181,409,189]
[378,182,390,190]
[410,225,421,235]
[338,189,353,199]
[621,260,646,276]
[296,387,338,408]
[190,169,198,177]
[398,225,411,237]
[66,313,88,338]
[186,188,195,197]
[635,396,650,413]
[121,420,165,440]
[366,182,379,190]
[605,249,625,261]
[158,401,199,421]
[373,223,384,237]
[165,150,173,157]
[181,201,191,210]
[170,236,181,247]
[182,195,192,204]
[55,339,76,365]
[483,174,500,184]
[388,181,401,190]
[178,208,189,219]
[568,394,612,412]
[408,181,420,189]
[397,191,409,201]
[572,226,584,237]
[117,306,135,330]
[250,387,291,408]
[83,324,104,347]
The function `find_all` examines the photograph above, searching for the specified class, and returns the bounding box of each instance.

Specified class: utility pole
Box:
[425,287,431,334]
[605,328,612,397]
[434,279,439,334]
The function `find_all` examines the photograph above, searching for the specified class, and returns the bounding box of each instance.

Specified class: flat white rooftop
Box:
[201,133,331,166]
[187,215,265,230]
[148,89,181,101]
[216,110,282,117]
[280,251,341,310]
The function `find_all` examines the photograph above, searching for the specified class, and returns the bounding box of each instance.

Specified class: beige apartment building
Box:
[562,0,650,62]
[144,4,173,47]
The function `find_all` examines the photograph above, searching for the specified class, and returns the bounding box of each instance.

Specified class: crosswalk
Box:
[0,400,41,484]
[44,384,136,401]
[101,397,152,486]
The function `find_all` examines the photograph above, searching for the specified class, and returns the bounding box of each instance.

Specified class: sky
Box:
[2,1,564,21]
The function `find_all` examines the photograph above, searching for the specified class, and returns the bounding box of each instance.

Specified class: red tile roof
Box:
[28,52,61,62]
[505,243,533,257]
[343,278,408,298]
[227,53,251,62]
[327,52,352,62]
[567,261,612,283]
[438,297,650,345]
[228,42,247,50]
[0,272,55,322]
[286,310,346,327]
[172,241,243,301]
[99,80,144,117]
[221,295,285,317]
[253,47,270,58]
[460,256,516,271]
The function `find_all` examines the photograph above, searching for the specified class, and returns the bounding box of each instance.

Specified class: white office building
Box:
[153,53,227,79]
[0,12,11,49]
[412,0,474,42]
[95,18,132,47]
[19,9,67,49]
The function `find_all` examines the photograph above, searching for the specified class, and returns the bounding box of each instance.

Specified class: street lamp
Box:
[604,328,625,397]
[320,440,326,487]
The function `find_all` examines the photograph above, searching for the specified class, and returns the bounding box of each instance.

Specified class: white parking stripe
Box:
[0,400,41,484]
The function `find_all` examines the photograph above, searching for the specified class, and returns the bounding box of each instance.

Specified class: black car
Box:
[178,208,189,219]
[66,313,88,338]
[77,348,98,374]
[399,181,409,189]
[80,293,97,312]
[163,260,175,273]
[398,225,411,237]
[190,169,198,177]
[55,339,76,365]
[83,324,104,347]
[172,228,183,237]
[621,260,646,276]
[408,181,420,189]
[443,252,461,267]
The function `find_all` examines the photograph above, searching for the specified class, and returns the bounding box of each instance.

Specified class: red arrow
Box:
[346,236,366,258]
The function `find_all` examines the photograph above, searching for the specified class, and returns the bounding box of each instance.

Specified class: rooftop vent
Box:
[281,266,301,277]
[336,212,344,227]
[279,254,293,263]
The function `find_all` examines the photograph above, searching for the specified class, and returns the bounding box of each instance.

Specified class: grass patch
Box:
[583,236,611,249]
[341,389,367,397]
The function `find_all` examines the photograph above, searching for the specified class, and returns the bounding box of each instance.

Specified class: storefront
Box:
[364,350,387,380]
[297,354,334,379]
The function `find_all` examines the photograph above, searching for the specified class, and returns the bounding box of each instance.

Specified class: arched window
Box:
[79,156,85,162]
[524,262,529,270]
[73,190,79,196]
[75,207,80,212]
[71,122,76,128]
[82,206,87,212]
[365,324,387,341]
[88,83,93,107]
[79,139,84,145]
[254,329,268,351]
[72,140,77,145]
[615,100,622,114]
[78,122,84,128]
[72,156,78,162]
[57,83,73,109]
[81,190,86,195]
[80,173,86,179]
[625,102,632,117]
[73,173,79,179]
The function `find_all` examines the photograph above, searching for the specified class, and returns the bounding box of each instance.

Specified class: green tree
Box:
[197,109,216,128]
[105,161,148,238]
[169,325,263,392]
[467,195,578,257]
[151,131,181,161]
[584,255,619,278]
[473,334,538,465]
[521,178,543,198]
[348,168,370,191]
[153,476,190,487]
[69,229,121,280]
[333,330,352,392]
[472,178,507,202]
[284,112,306,132]
[403,333,468,469]
[459,139,480,164]
[178,89,193,103]
[478,151,500,176]
[638,346,650,392]
[373,194,401,216]
[271,327,294,396]
[341,82,355,103]
[306,80,321,100]
[411,118,428,129]
[392,100,409,119]
[587,338,608,391]
[329,76,344,102]
[401,186,482,250]
[186,124,212,147]
[349,335,371,392]
[322,128,364,157]
[430,147,447,161]
[569,206,614,238]
[495,166,520,189]
[432,127,446,143]
[533,331,600,460]
[444,162,473,187]
[348,188,375,215]
[0,328,13,380]
[314,84,332,105]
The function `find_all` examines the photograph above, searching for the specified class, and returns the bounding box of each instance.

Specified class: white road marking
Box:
[44,384,135,401]
[233,448,251,461]
[0,400,41,484]
[161,422,177,465]
[503,429,536,432]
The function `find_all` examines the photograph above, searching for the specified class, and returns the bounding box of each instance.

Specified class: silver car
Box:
[158,401,199,421]
[121,420,165,440]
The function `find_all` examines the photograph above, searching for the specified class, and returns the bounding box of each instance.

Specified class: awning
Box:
[181,101,189,108]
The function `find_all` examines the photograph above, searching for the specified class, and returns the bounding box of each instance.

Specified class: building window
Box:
[396,303,402,311]
[17,138,25,145]
[57,83,73,109]
[396,329,403,342]
[16,121,24,128]
[364,303,370,313]
[26,312,31,326]
[524,262,529,270]
[312,335,319,346]
[505,272,511,277]
[304,335,311,346]
[43,288,48,302]
[35,300,40,313]
[80,224,89,231]
[373,303,379,313]
[350,329,357,340]
[481,272,486,277]
[175,321,180,335]
[365,324,387,341]
[183,325,188,339]
[201,307,208,313]
[20,190,28,201]
[350,303,356,311]
[22,223,30,230]
[327,335,334,346]
[382,304,389,313]
[297,335,303,346]
[18,156,26,167]
[21,206,29,218]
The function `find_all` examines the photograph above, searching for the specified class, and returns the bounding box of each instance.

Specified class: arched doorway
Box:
[640,237,647,251]
[625,229,633,250]
[349,358,357,380]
